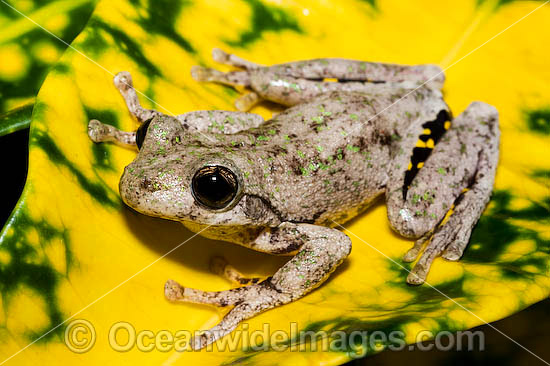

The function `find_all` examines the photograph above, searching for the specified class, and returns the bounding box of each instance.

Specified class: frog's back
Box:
[229,88,446,225]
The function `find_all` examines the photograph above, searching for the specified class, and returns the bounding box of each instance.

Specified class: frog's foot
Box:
[113,71,160,124]
[209,256,262,285]
[391,102,499,285]
[164,278,289,350]
[404,202,484,285]
[87,119,136,146]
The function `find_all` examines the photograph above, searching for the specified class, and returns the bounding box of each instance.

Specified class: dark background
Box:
[2,130,549,365]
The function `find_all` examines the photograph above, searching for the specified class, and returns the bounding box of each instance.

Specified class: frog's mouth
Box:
[180,219,265,244]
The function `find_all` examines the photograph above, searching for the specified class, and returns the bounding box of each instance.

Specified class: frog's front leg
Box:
[386,102,499,284]
[113,71,161,124]
[165,222,351,349]
[178,110,264,134]
[114,71,266,133]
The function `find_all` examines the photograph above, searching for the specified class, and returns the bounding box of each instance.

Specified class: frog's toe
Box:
[113,71,133,91]
[406,214,473,284]
[441,245,464,261]
[235,91,260,111]
[87,119,107,142]
[190,65,215,82]
[164,279,185,301]
[212,48,230,64]
[402,231,431,263]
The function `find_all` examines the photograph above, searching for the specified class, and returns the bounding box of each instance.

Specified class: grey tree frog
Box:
[88,48,499,349]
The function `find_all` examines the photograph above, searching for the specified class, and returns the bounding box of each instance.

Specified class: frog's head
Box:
[119,115,280,227]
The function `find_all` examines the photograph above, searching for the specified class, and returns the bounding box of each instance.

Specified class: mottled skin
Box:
[88,49,499,350]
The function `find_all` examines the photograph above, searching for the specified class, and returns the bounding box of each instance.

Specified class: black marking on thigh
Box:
[403,110,451,200]
[260,276,283,293]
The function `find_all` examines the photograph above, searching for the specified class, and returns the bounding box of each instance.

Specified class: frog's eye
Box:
[136,118,152,150]
[191,165,239,210]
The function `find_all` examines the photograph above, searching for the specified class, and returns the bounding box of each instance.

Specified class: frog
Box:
[88,48,499,350]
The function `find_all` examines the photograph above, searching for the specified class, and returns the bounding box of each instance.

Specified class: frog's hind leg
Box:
[209,256,262,285]
[248,57,444,107]
[386,102,499,285]
[113,71,160,124]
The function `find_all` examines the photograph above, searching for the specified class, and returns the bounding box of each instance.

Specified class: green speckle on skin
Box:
[312,116,324,124]
[289,83,301,92]
[437,167,446,175]
[390,134,401,141]
[257,135,269,141]
[346,144,359,153]
[316,145,324,152]
[349,113,358,120]
[297,150,305,158]
[319,105,332,116]
[423,190,434,203]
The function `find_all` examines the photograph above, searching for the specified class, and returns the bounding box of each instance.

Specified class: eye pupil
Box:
[136,118,152,150]
[192,166,238,209]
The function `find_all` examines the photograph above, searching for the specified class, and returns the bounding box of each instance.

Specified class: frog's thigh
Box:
[389,102,499,284]
[266,58,444,88]
[249,71,407,107]
[177,110,264,134]
[173,223,351,349]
